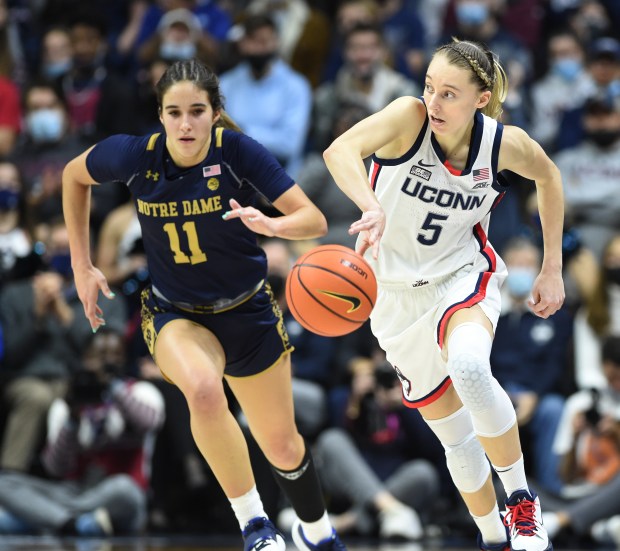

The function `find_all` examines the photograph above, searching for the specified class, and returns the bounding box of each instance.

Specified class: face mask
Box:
[43,59,72,79]
[506,267,536,298]
[586,130,620,148]
[455,3,488,26]
[349,60,379,82]
[552,58,582,82]
[26,109,64,143]
[0,189,19,211]
[159,41,197,61]
[244,52,275,74]
[49,252,72,278]
[606,267,620,285]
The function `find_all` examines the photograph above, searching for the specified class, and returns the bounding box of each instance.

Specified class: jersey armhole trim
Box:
[146,133,161,151]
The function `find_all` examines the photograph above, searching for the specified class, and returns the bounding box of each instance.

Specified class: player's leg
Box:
[443,306,552,551]
[421,386,509,551]
[153,320,284,550]
[227,353,345,551]
[153,319,253,494]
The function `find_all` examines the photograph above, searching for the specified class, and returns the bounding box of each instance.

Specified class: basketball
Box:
[285,244,377,337]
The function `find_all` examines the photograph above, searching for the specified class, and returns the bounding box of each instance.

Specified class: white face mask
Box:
[26,108,64,142]
[160,41,197,61]
[506,267,537,298]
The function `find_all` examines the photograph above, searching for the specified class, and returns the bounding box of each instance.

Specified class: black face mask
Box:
[606,267,620,285]
[245,52,275,74]
[586,130,620,148]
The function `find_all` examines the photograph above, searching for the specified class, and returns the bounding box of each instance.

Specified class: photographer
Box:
[540,335,620,543]
[308,357,441,541]
[0,327,164,536]
[0,218,127,473]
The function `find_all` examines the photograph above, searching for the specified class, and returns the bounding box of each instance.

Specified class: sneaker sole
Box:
[511,543,553,551]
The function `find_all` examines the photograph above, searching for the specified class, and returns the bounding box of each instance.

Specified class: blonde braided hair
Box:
[435,39,509,120]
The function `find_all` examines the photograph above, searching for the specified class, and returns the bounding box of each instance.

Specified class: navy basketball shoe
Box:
[242,517,286,551]
[292,518,347,551]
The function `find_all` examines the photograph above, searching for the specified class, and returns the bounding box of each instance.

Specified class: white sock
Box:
[229,486,266,530]
[472,503,507,545]
[492,455,529,497]
[300,511,333,544]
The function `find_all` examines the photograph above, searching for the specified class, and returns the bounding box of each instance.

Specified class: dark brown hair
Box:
[156,59,241,132]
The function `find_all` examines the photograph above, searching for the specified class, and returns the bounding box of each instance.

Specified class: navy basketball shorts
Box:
[140,283,293,378]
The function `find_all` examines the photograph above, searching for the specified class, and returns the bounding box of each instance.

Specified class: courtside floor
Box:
[0,536,604,551]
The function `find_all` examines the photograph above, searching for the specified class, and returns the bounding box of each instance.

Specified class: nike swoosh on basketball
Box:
[318,290,362,313]
[418,159,435,167]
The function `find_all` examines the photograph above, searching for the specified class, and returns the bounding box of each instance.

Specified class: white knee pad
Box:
[447,323,516,437]
[426,407,490,494]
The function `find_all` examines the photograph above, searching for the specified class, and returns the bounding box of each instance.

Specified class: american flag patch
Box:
[473,168,489,182]
[203,164,221,177]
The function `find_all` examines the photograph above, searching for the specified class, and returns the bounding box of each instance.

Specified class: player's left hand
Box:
[222,198,275,236]
[528,268,565,319]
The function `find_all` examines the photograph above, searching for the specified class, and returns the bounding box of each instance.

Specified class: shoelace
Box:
[504,498,538,537]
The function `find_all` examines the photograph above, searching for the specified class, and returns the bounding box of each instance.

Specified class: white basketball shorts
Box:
[370,253,507,408]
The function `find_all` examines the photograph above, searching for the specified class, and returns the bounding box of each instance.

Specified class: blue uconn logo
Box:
[401,178,487,211]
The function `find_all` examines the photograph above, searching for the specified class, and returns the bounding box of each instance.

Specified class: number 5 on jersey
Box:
[417,213,448,245]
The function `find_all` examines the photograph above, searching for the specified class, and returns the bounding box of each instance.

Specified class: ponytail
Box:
[217,110,242,133]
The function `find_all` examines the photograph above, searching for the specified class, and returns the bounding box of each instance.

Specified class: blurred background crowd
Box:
[0,0,619,547]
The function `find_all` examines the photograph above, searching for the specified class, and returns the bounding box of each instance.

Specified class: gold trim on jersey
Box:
[146,133,161,151]
[215,127,223,148]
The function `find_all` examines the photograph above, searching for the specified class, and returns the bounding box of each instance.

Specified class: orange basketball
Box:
[285,244,377,337]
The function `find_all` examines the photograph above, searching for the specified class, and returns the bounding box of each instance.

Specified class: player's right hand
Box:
[73,265,115,332]
[349,207,385,260]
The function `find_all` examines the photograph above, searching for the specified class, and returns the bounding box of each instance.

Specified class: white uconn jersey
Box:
[366,110,507,282]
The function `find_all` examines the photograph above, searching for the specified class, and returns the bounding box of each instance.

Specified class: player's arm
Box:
[323,96,426,212]
[226,184,327,241]
[499,125,565,316]
[62,147,98,271]
[63,147,114,331]
[270,184,328,240]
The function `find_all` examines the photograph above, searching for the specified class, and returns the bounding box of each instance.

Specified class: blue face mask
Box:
[456,3,488,26]
[160,41,197,61]
[506,267,536,298]
[26,109,64,143]
[49,252,72,278]
[552,58,582,82]
[0,189,19,211]
[43,59,72,79]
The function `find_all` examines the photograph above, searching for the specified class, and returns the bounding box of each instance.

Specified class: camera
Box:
[584,389,602,427]
[561,227,582,263]
[374,362,399,389]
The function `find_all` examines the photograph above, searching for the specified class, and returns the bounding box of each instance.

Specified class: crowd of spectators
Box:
[0,0,619,547]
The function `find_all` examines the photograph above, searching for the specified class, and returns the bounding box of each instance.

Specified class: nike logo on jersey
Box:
[318,290,362,313]
[418,159,436,167]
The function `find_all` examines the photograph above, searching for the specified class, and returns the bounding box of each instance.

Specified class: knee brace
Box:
[447,323,516,437]
[426,407,490,494]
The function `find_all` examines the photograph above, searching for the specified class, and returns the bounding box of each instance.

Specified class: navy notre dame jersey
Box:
[86,127,295,304]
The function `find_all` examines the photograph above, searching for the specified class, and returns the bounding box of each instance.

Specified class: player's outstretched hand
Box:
[222,198,275,237]
[73,265,115,332]
[349,207,385,260]
[528,268,565,319]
